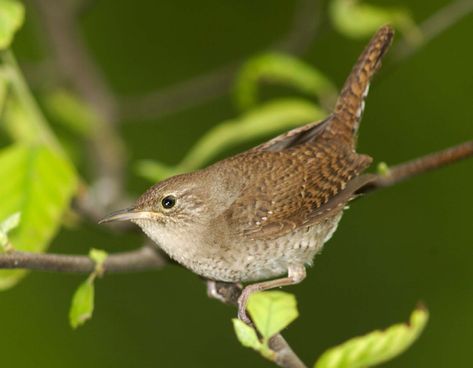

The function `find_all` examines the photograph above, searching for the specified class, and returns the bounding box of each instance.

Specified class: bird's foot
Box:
[206,280,227,303]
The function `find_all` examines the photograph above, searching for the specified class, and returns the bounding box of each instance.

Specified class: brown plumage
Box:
[101,26,395,321]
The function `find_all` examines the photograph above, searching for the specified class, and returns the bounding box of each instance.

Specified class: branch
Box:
[0,245,167,274]
[211,282,307,368]
[32,0,127,213]
[0,140,471,273]
[119,0,321,122]
[393,0,473,61]
[359,140,473,194]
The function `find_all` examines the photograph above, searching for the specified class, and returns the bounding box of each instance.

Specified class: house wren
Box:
[101,26,394,321]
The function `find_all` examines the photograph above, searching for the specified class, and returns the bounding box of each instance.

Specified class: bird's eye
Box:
[161,195,176,209]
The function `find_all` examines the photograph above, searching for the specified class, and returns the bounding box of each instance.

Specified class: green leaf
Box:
[329,0,422,43]
[314,307,429,368]
[41,89,95,137]
[247,291,299,342]
[376,162,390,176]
[233,318,263,350]
[89,248,108,266]
[1,51,63,152]
[0,0,24,50]
[232,319,276,361]
[0,67,8,112]
[89,248,108,275]
[0,212,20,248]
[137,99,327,182]
[69,276,95,329]
[0,144,78,289]
[235,52,336,111]
[2,95,40,144]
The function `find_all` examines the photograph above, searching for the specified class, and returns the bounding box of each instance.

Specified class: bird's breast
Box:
[181,212,344,283]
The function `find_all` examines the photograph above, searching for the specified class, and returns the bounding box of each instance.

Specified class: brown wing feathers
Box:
[226,26,395,240]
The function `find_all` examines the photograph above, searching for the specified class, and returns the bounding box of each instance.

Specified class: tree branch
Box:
[393,0,473,61]
[119,0,321,122]
[359,140,473,194]
[33,0,127,214]
[0,245,167,274]
[211,282,307,368]
[1,140,471,274]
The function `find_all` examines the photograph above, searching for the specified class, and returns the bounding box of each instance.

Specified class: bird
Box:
[101,25,395,322]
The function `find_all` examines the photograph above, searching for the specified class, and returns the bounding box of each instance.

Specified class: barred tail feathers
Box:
[333,25,394,141]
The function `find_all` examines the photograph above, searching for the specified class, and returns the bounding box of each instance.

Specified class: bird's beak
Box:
[99,207,156,224]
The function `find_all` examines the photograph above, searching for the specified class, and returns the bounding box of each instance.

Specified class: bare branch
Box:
[393,0,473,61]
[119,0,321,122]
[32,0,127,213]
[274,0,322,54]
[120,63,238,122]
[0,245,167,274]
[359,140,473,194]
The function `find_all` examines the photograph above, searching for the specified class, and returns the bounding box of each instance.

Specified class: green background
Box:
[1,0,472,367]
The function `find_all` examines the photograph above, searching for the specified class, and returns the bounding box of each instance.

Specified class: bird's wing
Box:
[224,140,372,241]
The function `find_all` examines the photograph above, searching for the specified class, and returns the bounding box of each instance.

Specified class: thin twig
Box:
[0,245,167,274]
[393,0,473,61]
[359,140,473,194]
[33,0,127,213]
[119,0,321,122]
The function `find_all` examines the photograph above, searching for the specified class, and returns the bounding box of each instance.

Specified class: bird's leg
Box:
[206,280,243,304]
[237,264,306,324]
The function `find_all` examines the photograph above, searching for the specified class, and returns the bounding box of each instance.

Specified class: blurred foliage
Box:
[0,211,20,249]
[234,52,337,111]
[137,98,326,181]
[329,0,422,45]
[0,0,23,50]
[41,89,95,138]
[0,145,77,289]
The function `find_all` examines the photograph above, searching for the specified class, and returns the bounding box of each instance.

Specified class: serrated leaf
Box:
[0,144,78,289]
[314,307,429,368]
[137,99,326,182]
[329,0,421,43]
[69,276,95,329]
[0,0,24,50]
[247,291,298,341]
[235,52,336,111]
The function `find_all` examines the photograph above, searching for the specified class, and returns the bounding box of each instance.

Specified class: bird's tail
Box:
[333,25,394,144]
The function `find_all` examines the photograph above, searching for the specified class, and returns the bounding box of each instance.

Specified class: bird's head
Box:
[99,169,240,249]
